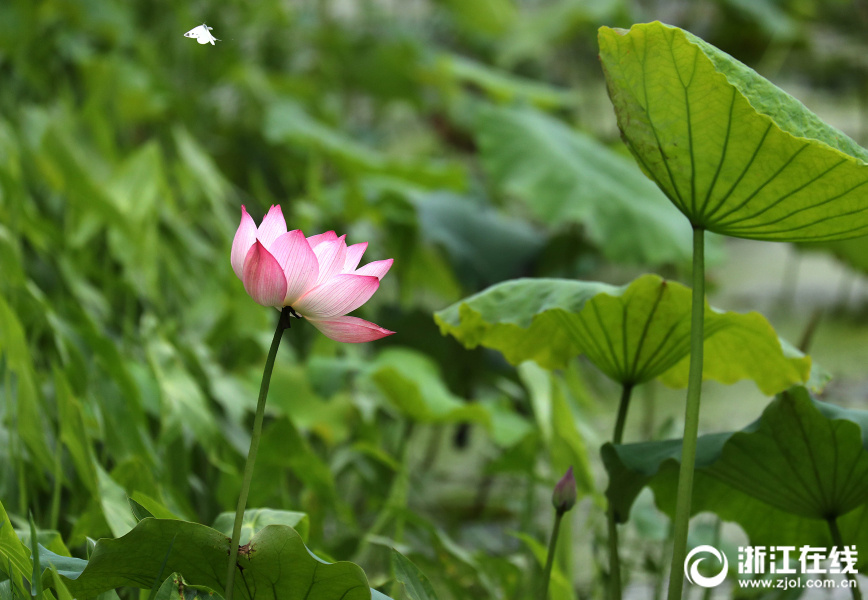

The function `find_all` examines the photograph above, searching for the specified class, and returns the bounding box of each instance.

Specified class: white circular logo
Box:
[684,545,729,588]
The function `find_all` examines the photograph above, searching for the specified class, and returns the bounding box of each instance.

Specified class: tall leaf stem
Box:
[541,510,565,600]
[225,308,290,600]
[667,227,705,600]
[828,517,862,600]
[607,382,633,600]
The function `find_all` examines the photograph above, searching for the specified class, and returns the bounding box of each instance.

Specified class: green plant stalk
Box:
[224,308,290,600]
[541,510,564,600]
[607,382,633,600]
[667,227,705,600]
[828,517,862,600]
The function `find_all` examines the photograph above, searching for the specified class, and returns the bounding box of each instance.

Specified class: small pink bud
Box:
[552,466,577,513]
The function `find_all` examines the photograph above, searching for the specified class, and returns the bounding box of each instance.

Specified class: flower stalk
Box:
[542,467,576,599]
[224,307,291,600]
[667,227,706,600]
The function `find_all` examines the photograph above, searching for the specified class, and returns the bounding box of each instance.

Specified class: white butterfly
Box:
[184,23,219,45]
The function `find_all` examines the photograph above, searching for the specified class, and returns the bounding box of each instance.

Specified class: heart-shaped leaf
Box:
[603,387,868,567]
[599,21,868,241]
[435,274,810,394]
[43,519,371,600]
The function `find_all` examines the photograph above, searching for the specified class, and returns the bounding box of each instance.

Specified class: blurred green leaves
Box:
[0,0,852,597]
[475,105,694,265]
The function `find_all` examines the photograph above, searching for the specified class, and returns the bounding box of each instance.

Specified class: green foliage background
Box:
[3,0,868,598]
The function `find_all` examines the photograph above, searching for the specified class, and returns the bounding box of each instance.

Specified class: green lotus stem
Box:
[541,510,564,600]
[225,307,290,600]
[667,227,705,600]
[612,383,633,446]
[607,382,633,600]
[828,517,862,600]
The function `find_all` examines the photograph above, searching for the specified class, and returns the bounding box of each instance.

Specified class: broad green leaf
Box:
[0,294,54,472]
[256,418,338,507]
[369,348,491,424]
[435,274,810,394]
[264,101,464,189]
[408,191,545,289]
[212,509,309,545]
[95,465,137,539]
[441,0,515,35]
[474,105,694,265]
[0,490,34,591]
[47,566,74,600]
[53,368,98,494]
[723,0,798,38]
[16,531,71,559]
[599,22,868,242]
[128,493,180,521]
[433,55,575,109]
[391,550,439,600]
[51,519,371,600]
[172,127,233,226]
[154,572,221,600]
[603,387,868,568]
[38,546,87,581]
[146,338,217,452]
[129,499,154,522]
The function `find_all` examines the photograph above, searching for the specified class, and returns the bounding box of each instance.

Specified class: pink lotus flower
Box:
[231,205,395,343]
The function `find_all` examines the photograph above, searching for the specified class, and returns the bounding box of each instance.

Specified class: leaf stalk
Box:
[541,510,564,600]
[667,227,705,600]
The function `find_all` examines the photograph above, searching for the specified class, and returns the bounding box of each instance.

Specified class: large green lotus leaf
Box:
[603,388,868,567]
[474,104,694,265]
[598,22,868,242]
[45,519,371,600]
[434,274,810,394]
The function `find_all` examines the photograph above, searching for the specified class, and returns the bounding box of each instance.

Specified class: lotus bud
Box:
[552,466,577,513]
